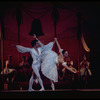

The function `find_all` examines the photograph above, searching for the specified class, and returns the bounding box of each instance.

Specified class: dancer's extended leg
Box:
[33,67,45,91]
[28,74,34,91]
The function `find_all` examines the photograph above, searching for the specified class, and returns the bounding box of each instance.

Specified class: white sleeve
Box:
[16,45,31,53]
[36,38,54,51]
[36,38,44,47]
[41,42,54,51]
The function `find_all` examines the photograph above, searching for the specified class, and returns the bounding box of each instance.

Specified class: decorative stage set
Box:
[0,1,100,96]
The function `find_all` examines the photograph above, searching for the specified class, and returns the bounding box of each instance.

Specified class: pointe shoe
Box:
[51,84,55,91]
[39,88,45,91]
[28,88,35,92]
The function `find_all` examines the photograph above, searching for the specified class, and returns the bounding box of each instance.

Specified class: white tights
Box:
[29,66,44,90]
[50,80,55,91]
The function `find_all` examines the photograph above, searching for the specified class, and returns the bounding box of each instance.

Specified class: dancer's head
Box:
[8,55,12,63]
[31,39,39,47]
[22,56,26,62]
[62,50,68,57]
[8,55,12,60]
[82,54,87,60]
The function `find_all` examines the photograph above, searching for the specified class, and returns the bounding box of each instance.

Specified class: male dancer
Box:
[15,39,45,91]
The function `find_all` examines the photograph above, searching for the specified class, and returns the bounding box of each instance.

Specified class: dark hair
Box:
[62,50,67,55]
[22,56,26,59]
[82,54,86,58]
[31,39,38,47]
[8,55,12,59]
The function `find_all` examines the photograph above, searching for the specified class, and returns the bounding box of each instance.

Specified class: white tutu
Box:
[1,68,16,75]
[41,42,58,82]
[80,67,92,76]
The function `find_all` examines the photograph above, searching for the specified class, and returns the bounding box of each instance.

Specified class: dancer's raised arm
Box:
[33,34,44,46]
[33,34,55,51]
[54,38,63,55]
[62,62,78,74]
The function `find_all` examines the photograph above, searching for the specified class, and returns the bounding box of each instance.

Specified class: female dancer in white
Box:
[33,35,78,91]
[15,39,45,91]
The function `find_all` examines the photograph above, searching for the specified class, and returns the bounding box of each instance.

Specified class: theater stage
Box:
[0,89,100,99]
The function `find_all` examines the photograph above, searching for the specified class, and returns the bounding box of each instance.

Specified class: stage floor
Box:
[1,88,100,92]
[0,89,100,99]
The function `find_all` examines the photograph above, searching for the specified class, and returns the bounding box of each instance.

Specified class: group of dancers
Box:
[14,34,78,91]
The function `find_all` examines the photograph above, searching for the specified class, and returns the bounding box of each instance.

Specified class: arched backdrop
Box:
[0,1,100,83]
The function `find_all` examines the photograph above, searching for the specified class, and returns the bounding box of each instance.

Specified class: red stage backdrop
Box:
[0,1,98,70]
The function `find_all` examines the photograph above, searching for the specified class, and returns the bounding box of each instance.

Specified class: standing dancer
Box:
[33,35,78,91]
[14,39,45,91]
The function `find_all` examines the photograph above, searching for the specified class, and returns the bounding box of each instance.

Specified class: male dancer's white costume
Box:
[16,45,44,91]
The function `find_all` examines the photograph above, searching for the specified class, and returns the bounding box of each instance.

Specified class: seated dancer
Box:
[80,54,92,80]
[13,39,45,91]
[19,56,30,81]
[33,35,78,91]
[1,55,17,82]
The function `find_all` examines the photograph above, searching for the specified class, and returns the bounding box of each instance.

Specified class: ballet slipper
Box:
[51,83,55,91]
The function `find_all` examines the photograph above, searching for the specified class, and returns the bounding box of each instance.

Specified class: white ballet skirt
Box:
[41,42,58,82]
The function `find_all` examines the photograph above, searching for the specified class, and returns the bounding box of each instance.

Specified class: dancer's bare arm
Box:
[54,38,63,55]
[62,62,78,74]
[33,34,44,46]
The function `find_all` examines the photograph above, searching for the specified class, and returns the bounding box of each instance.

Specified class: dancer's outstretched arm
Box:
[11,44,31,53]
[58,58,78,74]
[62,62,78,74]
